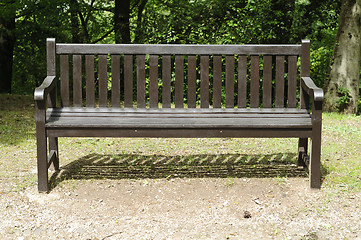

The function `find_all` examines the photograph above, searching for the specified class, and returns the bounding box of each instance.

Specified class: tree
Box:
[323,0,361,114]
[0,0,16,93]
[114,0,131,43]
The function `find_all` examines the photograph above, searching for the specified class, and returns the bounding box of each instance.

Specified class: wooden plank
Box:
[98,55,108,108]
[213,55,222,108]
[200,55,209,108]
[137,54,146,108]
[47,38,56,76]
[49,112,311,119]
[73,55,82,107]
[162,55,171,108]
[46,116,312,129]
[238,55,247,108]
[49,128,312,139]
[262,55,272,108]
[57,43,302,56]
[225,55,234,108]
[85,55,95,107]
[187,55,197,108]
[50,107,309,114]
[111,54,120,108]
[60,55,69,107]
[275,56,285,107]
[124,55,133,108]
[149,55,159,108]
[175,55,184,108]
[288,56,297,108]
[300,40,310,109]
[250,56,259,108]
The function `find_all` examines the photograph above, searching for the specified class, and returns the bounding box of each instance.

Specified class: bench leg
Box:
[309,126,322,189]
[36,129,49,193]
[298,138,308,168]
[49,137,59,171]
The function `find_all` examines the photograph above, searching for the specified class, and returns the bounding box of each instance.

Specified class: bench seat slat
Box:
[47,107,309,114]
[46,116,312,129]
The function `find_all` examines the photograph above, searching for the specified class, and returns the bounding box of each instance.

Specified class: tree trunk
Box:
[323,0,361,114]
[114,0,131,44]
[0,1,16,93]
[70,0,81,43]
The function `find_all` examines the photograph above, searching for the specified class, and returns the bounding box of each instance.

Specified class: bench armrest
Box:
[34,76,57,101]
[301,77,323,102]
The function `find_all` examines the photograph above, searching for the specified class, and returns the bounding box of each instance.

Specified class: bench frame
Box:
[35,39,323,192]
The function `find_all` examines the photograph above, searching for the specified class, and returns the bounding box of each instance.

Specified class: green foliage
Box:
[9,0,343,99]
[336,87,351,112]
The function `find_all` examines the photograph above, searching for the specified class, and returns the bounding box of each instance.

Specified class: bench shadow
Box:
[49,153,316,189]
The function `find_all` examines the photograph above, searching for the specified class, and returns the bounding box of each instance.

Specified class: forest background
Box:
[0,0,360,114]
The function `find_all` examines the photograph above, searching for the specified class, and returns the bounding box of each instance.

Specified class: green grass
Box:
[0,94,360,192]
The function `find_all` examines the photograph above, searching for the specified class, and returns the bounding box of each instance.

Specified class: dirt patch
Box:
[1,178,361,239]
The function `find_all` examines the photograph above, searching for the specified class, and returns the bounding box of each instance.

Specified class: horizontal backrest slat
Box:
[57,44,301,55]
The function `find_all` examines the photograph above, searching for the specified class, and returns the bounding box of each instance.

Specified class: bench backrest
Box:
[46,38,310,109]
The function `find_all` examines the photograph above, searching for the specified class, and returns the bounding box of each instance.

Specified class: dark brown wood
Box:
[111,55,120,108]
[213,55,222,108]
[162,55,171,108]
[250,56,260,108]
[47,38,56,76]
[300,40,310,109]
[238,55,247,108]
[86,55,95,107]
[226,55,234,108]
[275,56,285,108]
[288,56,297,108]
[98,55,108,108]
[137,55,146,108]
[36,39,323,192]
[60,55,69,107]
[57,43,302,55]
[175,55,184,108]
[200,55,209,108]
[73,55,82,107]
[263,56,272,108]
[149,55,159,108]
[124,55,133,108]
[187,55,197,108]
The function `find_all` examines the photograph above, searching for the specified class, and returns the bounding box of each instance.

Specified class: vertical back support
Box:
[238,55,247,108]
[111,55,120,108]
[124,55,133,108]
[149,55,159,108]
[225,56,235,108]
[250,56,259,108]
[263,55,272,108]
[275,56,285,108]
[73,55,82,107]
[300,40,310,109]
[213,55,222,108]
[60,55,69,107]
[98,55,108,108]
[85,55,95,107]
[175,55,184,108]
[200,55,209,108]
[187,55,197,108]
[162,55,171,108]
[137,55,146,108]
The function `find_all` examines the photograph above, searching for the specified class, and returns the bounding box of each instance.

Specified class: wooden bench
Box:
[35,38,323,192]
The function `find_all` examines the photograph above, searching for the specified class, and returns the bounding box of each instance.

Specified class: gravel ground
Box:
[1,177,361,240]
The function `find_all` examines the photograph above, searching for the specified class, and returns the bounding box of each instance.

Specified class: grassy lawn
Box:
[0,93,360,192]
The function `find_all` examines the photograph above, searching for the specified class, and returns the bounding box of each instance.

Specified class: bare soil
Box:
[1,176,361,240]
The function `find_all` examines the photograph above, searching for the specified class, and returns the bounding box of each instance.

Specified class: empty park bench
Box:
[35,38,323,192]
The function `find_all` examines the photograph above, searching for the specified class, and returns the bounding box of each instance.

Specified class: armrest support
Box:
[301,77,324,102]
[34,76,57,101]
